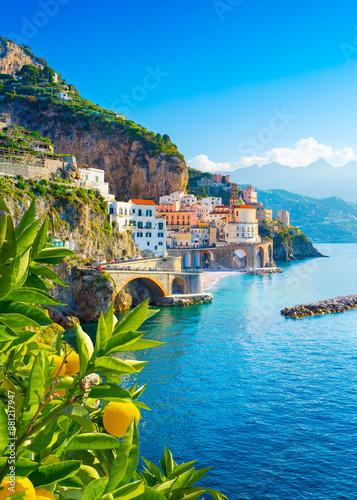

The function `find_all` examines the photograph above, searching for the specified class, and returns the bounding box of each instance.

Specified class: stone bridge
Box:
[107,268,204,299]
[168,240,274,269]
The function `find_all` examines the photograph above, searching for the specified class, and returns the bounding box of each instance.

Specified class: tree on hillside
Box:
[16,64,39,85]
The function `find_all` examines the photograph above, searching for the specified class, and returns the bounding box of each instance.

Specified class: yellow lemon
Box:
[35,489,56,499]
[65,352,80,375]
[103,402,141,437]
[0,477,36,499]
[50,355,66,378]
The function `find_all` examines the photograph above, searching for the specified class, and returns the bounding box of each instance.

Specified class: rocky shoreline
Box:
[247,268,283,275]
[281,295,357,319]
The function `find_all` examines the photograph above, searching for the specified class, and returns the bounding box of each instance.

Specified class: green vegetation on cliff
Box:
[0,38,184,162]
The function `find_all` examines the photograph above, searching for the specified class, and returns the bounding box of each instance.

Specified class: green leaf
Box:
[205,488,230,500]
[67,433,120,451]
[16,247,31,288]
[0,302,52,326]
[30,262,67,286]
[114,338,164,353]
[105,420,135,494]
[1,376,23,421]
[51,328,63,356]
[29,460,82,487]
[32,217,49,258]
[167,461,197,480]
[113,299,149,334]
[112,479,144,499]
[0,328,18,343]
[77,464,100,486]
[0,403,8,454]
[0,313,43,329]
[132,401,151,411]
[25,274,51,291]
[104,301,115,336]
[15,219,40,256]
[170,487,205,500]
[164,447,175,476]
[5,288,64,305]
[88,383,132,402]
[0,254,20,300]
[34,246,74,264]
[0,197,10,213]
[119,420,139,486]
[93,312,108,358]
[22,351,48,424]
[131,384,147,400]
[15,198,35,237]
[94,357,147,377]
[61,405,94,431]
[104,330,146,355]
[135,486,167,500]
[0,457,39,478]
[186,468,212,487]
[83,478,109,500]
[0,214,8,251]
[0,215,15,264]
[75,324,94,377]
[142,457,164,482]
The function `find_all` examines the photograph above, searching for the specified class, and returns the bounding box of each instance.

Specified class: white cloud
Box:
[187,154,233,172]
[188,138,357,172]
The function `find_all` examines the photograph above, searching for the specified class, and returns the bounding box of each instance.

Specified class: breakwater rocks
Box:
[281,295,357,319]
[247,268,283,275]
[154,293,213,307]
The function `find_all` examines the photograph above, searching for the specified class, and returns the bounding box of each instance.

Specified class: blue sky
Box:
[2,0,357,170]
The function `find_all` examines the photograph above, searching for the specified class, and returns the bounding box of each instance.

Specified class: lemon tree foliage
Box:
[0,199,228,500]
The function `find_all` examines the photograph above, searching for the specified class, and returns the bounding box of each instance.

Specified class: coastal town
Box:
[0,114,294,272]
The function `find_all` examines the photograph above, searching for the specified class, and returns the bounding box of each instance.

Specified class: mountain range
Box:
[226,160,357,202]
[258,189,357,242]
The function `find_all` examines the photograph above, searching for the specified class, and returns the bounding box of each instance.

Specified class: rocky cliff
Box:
[0,177,139,262]
[0,39,189,200]
[0,37,46,75]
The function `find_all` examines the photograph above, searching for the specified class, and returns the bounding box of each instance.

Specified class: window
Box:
[119,208,123,215]
[147,242,150,246]
[109,207,114,214]
[138,209,142,216]
[138,222,143,229]
[146,232,152,237]
[95,176,99,183]
[146,222,152,229]
[137,232,143,237]
[124,209,127,215]
[132,209,135,214]
[158,222,163,230]
[146,210,152,216]
[158,232,164,237]
[158,242,163,246]
[85,175,88,180]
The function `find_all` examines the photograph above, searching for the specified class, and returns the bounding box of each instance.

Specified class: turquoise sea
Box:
[75,244,357,499]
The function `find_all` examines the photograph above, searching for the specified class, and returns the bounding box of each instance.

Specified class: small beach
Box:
[202,270,244,290]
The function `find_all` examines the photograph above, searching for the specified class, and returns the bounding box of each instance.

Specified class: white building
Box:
[223,222,260,244]
[79,167,110,197]
[159,191,185,205]
[108,201,133,231]
[181,194,197,206]
[202,197,222,210]
[58,92,73,101]
[108,200,167,256]
[191,203,210,222]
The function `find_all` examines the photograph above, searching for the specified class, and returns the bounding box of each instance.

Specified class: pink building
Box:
[214,174,230,184]
[242,185,258,204]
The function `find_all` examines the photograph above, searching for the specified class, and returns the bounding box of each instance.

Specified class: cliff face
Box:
[273,234,324,261]
[0,38,45,75]
[0,99,188,200]
[0,177,139,262]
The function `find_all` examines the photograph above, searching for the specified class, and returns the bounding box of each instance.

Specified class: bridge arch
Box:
[194,250,201,268]
[171,276,186,294]
[183,251,192,269]
[256,247,265,268]
[117,275,168,301]
[202,250,214,268]
[233,248,248,269]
